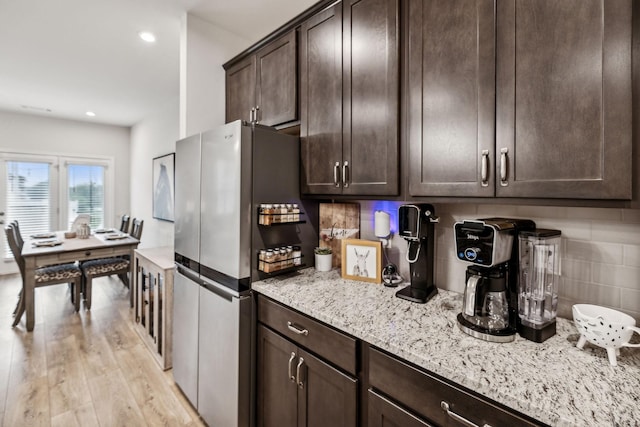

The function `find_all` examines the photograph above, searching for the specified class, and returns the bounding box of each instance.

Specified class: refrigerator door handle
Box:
[176,265,201,284]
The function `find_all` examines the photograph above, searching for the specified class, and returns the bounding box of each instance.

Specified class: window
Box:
[6,160,54,236]
[67,164,105,230]
[1,153,113,268]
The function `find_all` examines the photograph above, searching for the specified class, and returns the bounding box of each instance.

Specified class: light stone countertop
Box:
[252,268,640,427]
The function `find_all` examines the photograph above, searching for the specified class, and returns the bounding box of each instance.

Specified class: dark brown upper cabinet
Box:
[300,0,399,196]
[407,0,496,197]
[225,30,297,127]
[496,0,632,199]
[408,0,632,200]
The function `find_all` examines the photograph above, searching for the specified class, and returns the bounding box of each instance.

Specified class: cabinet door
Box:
[368,390,434,427]
[257,326,298,427]
[407,0,495,197]
[300,4,343,195]
[496,0,632,199]
[256,30,297,126]
[226,55,257,123]
[343,0,399,196]
[298,348,358,427]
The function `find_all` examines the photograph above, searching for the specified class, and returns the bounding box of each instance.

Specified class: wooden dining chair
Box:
[81,257,131,309]
[5,224,82,326]
[119,214,130,233]
[117,218,143,284]
[80,219,143,306]
[129,218,144,240]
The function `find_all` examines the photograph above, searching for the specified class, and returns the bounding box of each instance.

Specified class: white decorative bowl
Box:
[572,304,640,366]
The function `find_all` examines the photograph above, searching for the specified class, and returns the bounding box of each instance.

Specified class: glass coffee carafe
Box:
[461,265,510,332]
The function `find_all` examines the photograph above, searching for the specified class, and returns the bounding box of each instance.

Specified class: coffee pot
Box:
[396,204,438,303]
[454,218,535,342]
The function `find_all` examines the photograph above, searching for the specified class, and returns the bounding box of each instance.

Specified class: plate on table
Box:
[105,233,128,240]
[94,228,115,234]
[32,239,62,247]
[31,232,57,239]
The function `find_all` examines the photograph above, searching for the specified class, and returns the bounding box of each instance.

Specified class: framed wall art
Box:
[152,153,175,222]
[341,239,382,284]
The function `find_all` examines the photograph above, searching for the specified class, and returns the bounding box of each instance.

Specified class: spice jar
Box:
[286,246,294,267]
[285,204,293,222]
[258,249,267,271]
[292,203,300,222]
[292,246,302,266]
[279,248,287,270]
[264,250,275,273]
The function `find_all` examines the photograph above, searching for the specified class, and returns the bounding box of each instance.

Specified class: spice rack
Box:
[258,203,305,226]
[257,247,305,274]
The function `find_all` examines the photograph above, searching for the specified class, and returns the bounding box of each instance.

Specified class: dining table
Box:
[21,230,140,331]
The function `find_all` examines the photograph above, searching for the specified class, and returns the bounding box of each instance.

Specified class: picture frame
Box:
[152,153,175,222]
[341,239,382,284]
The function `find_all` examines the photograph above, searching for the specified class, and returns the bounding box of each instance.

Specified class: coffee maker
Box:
[454,218,535,342]
[397,204,438,303]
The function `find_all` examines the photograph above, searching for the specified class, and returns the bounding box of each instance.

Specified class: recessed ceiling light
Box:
[139,31,156,43]
[86,111,96,117]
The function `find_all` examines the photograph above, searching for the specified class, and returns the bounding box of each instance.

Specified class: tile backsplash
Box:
[356,201,640,322]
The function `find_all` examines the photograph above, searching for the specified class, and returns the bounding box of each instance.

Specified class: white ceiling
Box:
[0,0,317,127]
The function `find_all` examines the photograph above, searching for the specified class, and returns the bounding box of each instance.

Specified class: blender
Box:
[517,229,561,342]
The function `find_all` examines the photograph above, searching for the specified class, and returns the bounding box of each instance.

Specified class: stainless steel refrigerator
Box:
[172,121,316,427]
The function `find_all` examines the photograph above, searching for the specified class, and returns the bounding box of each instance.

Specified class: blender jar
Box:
[518,229,561,342]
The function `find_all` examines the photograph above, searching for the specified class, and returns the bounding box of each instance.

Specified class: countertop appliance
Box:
[454,218,535,342]
[396,204,438,303]
[518,229,561,342]
[173,121,315,427]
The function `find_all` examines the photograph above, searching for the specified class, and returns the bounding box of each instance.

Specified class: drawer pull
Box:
[441,401,492,427]
[288,352,296,382]
[296,357,305,389]
[287,321,309,336]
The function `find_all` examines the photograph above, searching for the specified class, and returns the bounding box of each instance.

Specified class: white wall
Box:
[0,109,131,225]
[180,13,250,138]
[130,101,179,249]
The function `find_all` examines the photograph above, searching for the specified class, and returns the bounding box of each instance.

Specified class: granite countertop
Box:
[252,268,640,427]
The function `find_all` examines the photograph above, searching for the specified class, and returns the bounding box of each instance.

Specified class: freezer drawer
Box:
[172,267,199,407]
[198,280,252,427]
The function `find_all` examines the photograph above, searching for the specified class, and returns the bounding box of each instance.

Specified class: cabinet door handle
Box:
[255,106,260,124]
[296,357,305,389]
[288,352,296,382]
[342,161,349,188]
[333,162,341,187]
[481,150,489,187]
[441,401,492,427]
[250,107,256,123]
[500,147,508,186]
[287,321,309,336]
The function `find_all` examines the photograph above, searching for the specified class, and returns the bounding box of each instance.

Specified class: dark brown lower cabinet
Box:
[368,389,434,427]
[257,325,358,427]
[367,346,544,427]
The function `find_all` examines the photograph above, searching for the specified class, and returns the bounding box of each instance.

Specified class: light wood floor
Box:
[0,274,206,427]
